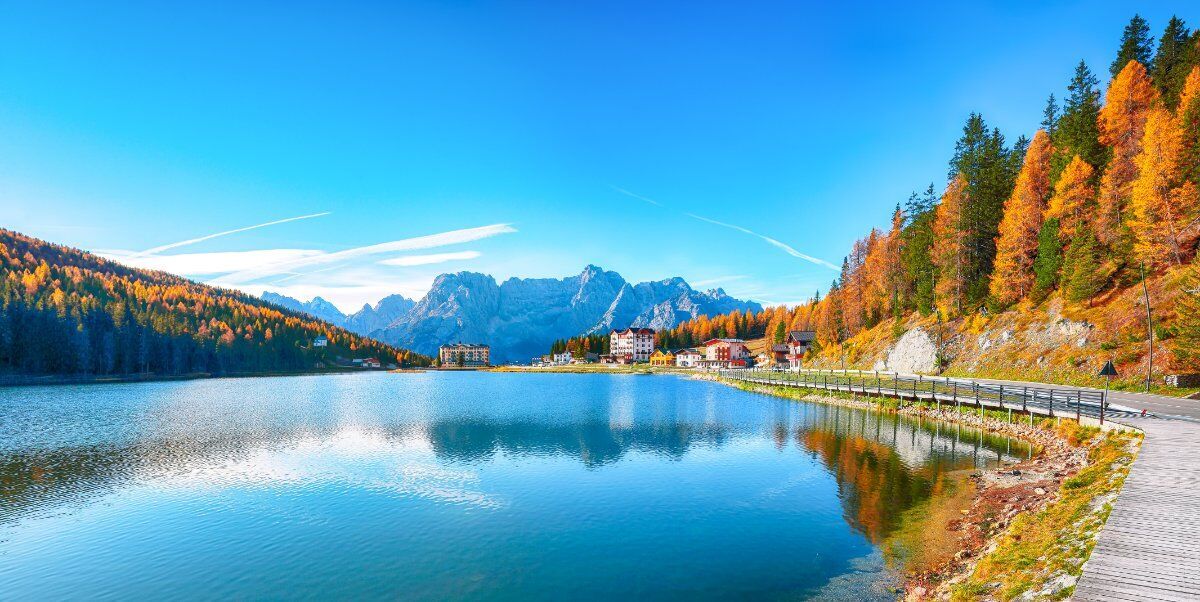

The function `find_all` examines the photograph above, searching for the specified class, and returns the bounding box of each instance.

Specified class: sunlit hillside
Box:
[0,228,430,379]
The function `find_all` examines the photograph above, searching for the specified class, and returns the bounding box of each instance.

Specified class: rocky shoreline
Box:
[705,375,1139,600]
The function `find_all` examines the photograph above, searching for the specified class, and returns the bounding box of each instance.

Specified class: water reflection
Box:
[0,373,1031,599]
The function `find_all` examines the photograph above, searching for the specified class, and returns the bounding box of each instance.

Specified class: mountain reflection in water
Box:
[0,372,1030,600]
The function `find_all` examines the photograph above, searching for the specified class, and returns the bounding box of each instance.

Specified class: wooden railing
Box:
[718,367,1113,421]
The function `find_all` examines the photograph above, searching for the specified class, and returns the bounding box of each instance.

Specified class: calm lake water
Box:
[0,372,1030,600]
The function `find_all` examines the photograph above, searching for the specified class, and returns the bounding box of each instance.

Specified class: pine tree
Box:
[1031,217,1063,301]
[948,114,1019,305]
[1151,16,1195,109]
[1129,107,1199,267]
[1097,60,1160,248]
[1063,226,1104,304]
[991,130,1054,305]
[1111,14,1155,78]
[1041,94,1060,135]
[1051,61,1106,184]
[901,185,938,315]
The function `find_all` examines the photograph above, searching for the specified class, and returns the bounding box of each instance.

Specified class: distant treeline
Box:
[0,229,430,378]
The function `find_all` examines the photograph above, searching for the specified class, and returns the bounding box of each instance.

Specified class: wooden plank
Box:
[1076,416,1200,600]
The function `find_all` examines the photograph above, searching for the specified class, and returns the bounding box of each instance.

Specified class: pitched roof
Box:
[703,338,746,345]
[609,327,656,335]
[786,330,816,343]
[440,342,489,350]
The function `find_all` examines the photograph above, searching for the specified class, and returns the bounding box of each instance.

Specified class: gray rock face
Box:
[881,327,939,374]
[261,291,347,325]
[260,291,415,336]
[374,265,762,362]
[342,294,416,334]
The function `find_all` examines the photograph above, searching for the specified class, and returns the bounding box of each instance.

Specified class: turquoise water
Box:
[0,372,1029,600]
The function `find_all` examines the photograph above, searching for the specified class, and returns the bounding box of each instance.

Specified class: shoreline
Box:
[704,375,1141,600]
[0,367,401,388]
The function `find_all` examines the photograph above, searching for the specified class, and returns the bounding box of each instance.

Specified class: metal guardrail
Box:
[718,367,1115,421]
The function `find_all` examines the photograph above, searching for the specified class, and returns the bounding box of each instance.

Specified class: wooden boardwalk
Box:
[1074,417,1200,601]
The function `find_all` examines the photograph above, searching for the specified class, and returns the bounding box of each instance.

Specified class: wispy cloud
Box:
[378,250,482,267]
[97,249,323,275]
[131,212,331,258]
[610,187,838,271]
[210,223,516,285]
[685,213,839,270]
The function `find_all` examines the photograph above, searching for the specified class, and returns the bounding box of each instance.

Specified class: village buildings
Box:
[439,343,491,367]
[609,327,655,363]
[784,330,815,369]
[702,338,750,368]
[648,349,675,366]
[674,348,702,368]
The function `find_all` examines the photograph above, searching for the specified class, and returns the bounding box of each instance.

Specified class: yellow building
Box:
[648,349,675,366]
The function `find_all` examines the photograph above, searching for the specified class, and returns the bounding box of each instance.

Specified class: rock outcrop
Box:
[880,327,939,374]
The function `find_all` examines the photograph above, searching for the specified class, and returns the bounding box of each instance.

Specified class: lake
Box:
[0,372,1030,600]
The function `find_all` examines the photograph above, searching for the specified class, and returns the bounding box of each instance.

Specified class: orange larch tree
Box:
[1178,66,1200,188]
[1044,155,1097,242]
[932,175,969,315]
[1129,106,1200,268]
[1096,60,1160,247]
[990,130,1054,304]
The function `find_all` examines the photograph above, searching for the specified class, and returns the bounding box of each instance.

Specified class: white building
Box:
[785,330,816,369]
[703,338,750,368]
[609,328,655,362]
[674,348,702,368]
[313,336,328,347]
[439,343,491,367]
[552,351,574,365]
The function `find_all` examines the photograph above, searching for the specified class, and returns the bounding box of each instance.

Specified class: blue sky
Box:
[0,1,1189,311]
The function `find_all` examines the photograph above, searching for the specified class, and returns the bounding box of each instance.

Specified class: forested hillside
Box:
[653,15,1200,387]
[0,229,429,379]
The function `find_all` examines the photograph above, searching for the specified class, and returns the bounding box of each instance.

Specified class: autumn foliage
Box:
[991,130,1054,304]
[1129,107,1199,267]
[1044,155,1096,241]
[1096,60,1160,246]
[933,176,970,315]
[654,15,1200,374]
[0,229,430,377]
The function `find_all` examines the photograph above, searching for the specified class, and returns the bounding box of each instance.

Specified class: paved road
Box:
[959,375,1200,421]
[729,368,1198,422]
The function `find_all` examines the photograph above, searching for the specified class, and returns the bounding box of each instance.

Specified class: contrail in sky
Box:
[131,211,332,258]
[685,213,840,270]
[610,186,838,271]
[608,185,662,206]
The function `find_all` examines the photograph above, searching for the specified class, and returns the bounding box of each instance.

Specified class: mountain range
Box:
[261,265,761,362]
[261,292,417,335]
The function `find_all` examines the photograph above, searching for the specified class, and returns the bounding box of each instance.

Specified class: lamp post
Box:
[1140,262,1154,393]
[1099,360,1118,425]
